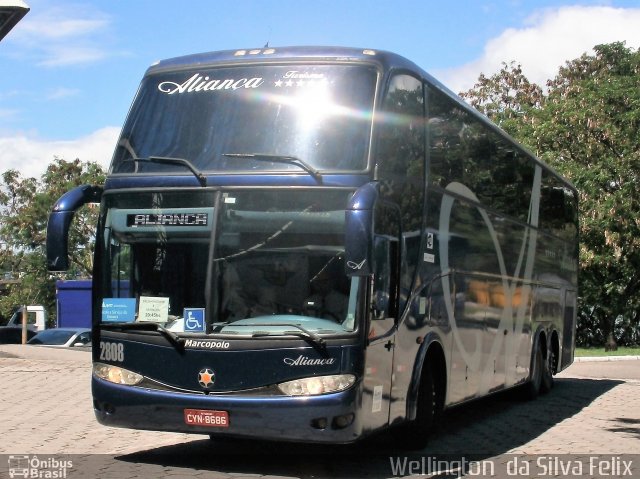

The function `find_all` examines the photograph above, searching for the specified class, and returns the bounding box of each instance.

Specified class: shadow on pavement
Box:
[114,378,622,478]
[608,417,640,440]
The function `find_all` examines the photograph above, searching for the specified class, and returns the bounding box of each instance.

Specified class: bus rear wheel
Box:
[541,348,554,394]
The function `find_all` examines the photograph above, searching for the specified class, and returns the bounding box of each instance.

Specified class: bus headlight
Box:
[277,374,356,396]
[93,362,143,386]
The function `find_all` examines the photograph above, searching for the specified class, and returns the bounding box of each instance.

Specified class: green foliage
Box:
[0,158,105,322]
[461,61,544,137]
[462,42,640,346]
[575,346,640,357]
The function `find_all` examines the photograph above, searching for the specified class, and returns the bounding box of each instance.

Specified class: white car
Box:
[27,328,91,348]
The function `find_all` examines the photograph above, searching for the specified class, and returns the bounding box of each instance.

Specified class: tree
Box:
[0,158,105,322]
[461,61,544,135]
[461,42,640,346]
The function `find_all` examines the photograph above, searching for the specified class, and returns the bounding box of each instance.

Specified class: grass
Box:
[575,346,640,357]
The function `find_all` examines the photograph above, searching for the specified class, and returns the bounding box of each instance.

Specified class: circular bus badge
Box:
[198,368,216,388]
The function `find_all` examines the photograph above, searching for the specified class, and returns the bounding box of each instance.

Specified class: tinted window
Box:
[99,189,361,335]
[111,64,377,175]
[375,74,425,303]
[428,87,534,222]
[28,330,75,345]
[539,170,578,240]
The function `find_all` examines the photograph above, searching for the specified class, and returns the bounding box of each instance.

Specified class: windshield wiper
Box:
[223,322,326,349]
[123,156,207,187]
[101,322,185,352]
[223,153,323,184]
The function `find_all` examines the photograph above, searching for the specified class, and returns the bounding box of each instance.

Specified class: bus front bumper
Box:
[92,377,363,443]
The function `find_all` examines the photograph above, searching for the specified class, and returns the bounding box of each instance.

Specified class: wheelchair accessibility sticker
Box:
[184,308,205,332]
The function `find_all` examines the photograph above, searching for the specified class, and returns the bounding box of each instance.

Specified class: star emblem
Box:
[198,368,215,388]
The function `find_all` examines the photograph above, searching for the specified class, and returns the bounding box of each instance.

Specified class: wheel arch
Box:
[406,332,447,421]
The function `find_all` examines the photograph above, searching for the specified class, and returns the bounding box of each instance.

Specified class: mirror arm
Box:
[46,185,103,271]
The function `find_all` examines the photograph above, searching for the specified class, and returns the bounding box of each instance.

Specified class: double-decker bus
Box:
[46,46,578,447]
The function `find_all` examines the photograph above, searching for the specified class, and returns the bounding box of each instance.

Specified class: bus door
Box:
[361,201,401,430]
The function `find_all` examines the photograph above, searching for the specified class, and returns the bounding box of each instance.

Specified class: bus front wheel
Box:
[401,364,442,449]
[524,343,544,399]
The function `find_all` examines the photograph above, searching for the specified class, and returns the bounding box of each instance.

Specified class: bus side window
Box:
[376,74,425,228]
[376,74,425,314]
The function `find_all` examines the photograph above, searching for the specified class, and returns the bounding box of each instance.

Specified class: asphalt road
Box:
[0,345,638,478]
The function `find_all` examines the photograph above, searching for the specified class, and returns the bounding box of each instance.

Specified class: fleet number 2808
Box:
[99,341,124,362]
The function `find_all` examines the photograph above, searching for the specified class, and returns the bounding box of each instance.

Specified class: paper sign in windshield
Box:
[138,296,170,323]
[102,298,136,322]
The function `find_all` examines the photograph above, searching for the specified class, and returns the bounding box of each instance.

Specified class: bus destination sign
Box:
[127,212,208,227]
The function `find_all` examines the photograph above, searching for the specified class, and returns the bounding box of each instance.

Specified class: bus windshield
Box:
[110,64,377,175]
[99,189,359,336]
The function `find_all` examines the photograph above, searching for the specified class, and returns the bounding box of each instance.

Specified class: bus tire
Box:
[401,365,439,449]
[541,348,554,394]
[524,343,543,400]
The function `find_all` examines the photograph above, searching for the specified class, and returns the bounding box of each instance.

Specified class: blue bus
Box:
[47,46,578,447]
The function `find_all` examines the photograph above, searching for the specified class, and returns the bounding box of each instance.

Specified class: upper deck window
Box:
[111,64,377,175]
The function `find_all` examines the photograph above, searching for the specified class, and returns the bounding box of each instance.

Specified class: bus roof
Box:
[136,45,575,193]
[147,46,423,75]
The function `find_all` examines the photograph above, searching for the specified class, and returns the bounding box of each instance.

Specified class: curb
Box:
[574,355,640,362]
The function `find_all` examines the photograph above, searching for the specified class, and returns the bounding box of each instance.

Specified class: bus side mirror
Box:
[344,182,378,277]
[46,185,103,271]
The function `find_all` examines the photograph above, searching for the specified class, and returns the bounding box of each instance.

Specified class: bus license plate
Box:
[184,409,229,428]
